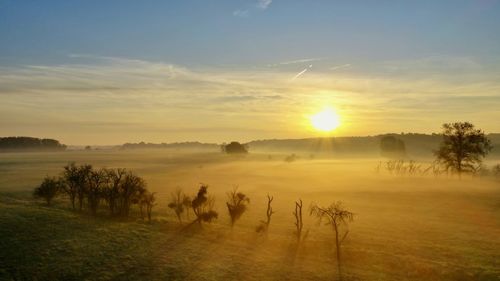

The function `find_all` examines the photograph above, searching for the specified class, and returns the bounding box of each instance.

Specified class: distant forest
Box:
[247,133,500,158]
[121,141,218,152]
[248,133,500,157]
[121,133,500,158]
[0,137,66,152]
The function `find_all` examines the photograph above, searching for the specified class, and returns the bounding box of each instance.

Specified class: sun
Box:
[310,108,341,132]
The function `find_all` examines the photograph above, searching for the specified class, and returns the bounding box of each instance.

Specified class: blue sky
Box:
[2,0,499,65]
[1,0,500,144]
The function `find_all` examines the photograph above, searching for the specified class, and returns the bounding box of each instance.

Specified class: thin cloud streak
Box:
[330,64,351,71]
[291,64,313,81]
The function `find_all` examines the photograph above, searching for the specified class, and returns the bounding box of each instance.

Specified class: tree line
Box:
[34,163,156,221]
[0,137,66,152]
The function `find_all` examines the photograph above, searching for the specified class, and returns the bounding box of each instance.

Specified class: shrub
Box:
[34,176,62,205]
[192,184,218,225]
[226,187,250,227]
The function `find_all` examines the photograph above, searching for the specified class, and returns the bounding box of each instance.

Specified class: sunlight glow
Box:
[310,108,341,132]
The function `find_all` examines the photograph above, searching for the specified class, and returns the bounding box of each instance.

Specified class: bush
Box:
[192,185,218,225]
[226,187,249,227]
[34,176,62,205]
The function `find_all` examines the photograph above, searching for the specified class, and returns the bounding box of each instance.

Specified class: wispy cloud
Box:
[232,9,249,17]
[330,64,351,71]
[1,55,499,143]
[268,58,323,67]
[257,0,272,10]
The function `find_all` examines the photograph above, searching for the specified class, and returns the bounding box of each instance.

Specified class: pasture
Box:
[1,150,499,281]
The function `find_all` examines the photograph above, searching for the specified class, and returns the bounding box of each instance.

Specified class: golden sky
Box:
[1,55,499,145]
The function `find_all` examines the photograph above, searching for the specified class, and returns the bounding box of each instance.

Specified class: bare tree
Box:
[310,201,354,281]
[168,188,186,224]
[256,194,275,233]
[226,186,250,227]
[293,199,304,242]
[435,122,492,176]
[34,176,62,206]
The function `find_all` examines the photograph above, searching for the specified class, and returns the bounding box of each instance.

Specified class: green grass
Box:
[1,150,499,280]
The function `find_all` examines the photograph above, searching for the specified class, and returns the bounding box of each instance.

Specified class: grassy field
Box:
[1,150,499,281]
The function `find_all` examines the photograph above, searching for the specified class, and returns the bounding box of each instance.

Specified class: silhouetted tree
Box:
[435,122,492,176]
[223,142,248,154]
[61,163,92,211]
[226,187,250,227]
[119,171,147,217]
[103,168,127,215]
[33,176,62,206]
[61,163,80,210]
[86,168,108,216]
[256,194,275,233]
[77,164,92,211]
[191,184,218,225]
[310,201,354,281]
[168,188,186,224]
[140,191,156,222]
[293,199,304,242]
[380,135,406,158]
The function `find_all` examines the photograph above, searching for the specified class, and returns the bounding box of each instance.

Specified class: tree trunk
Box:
[334,223,342,281]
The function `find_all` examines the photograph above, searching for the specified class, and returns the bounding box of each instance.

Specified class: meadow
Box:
[1,150,499,281]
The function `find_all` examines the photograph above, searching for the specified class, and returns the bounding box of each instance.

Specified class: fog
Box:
[1,149,499,280]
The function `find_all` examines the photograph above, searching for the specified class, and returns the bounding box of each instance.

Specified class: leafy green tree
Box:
[435,122,492,176]
[34,176,62,205]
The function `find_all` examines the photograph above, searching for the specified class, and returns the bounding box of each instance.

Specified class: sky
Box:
[1,0,500,145]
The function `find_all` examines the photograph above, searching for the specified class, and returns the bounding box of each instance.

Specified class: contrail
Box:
[291,64,312,81]
[330,63,351,71]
